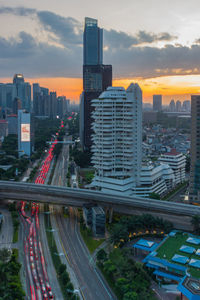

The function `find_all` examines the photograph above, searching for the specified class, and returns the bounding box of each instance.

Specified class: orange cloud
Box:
[1,74,200,104]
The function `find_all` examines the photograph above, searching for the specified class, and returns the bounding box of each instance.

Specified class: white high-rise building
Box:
[91,83,142,195]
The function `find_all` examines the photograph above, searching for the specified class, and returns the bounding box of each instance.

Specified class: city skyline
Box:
[0,1,200,102]
[0,76,196,104]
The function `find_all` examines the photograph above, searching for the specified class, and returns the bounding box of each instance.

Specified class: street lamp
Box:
[54,252,64,256]
[66,289,79,300]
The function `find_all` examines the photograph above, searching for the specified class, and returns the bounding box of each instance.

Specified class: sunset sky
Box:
[0,0,200,103]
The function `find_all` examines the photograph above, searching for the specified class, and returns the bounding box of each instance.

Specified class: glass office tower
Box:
[83,17,103,65]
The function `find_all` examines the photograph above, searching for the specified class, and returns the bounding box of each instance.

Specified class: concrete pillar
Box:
[108,207,113,224]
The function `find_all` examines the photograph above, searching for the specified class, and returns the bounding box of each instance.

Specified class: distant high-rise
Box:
[189,95,200,202]
[153,95,162,111]
[33,83,49,116]
[13,74,31,112]
[91,84,142,195]
[12,97,22,114]
[169,99,176,112]
[81,17,112,149]
[176,100,182,112]
[182,100,191,112]
[0,83,17,110]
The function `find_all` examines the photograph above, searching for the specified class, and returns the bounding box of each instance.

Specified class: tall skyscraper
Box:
[13,74,31,112]
[189,95,200,202]
[91,83,142,195]
[153,95,162,111]
[81,17,112,150]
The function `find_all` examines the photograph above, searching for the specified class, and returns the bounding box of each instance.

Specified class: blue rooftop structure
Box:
[169,231,177,237]
[180,245,196,254]
[143,253,187,272]
[195,249,200,256]
[172,254,189,265]
[133,239,158,252]
[189,259,200,268]
[186,237,200,245]
[153,270,182,283]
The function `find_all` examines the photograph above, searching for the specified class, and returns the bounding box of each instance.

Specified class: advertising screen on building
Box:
[21,124,30,142]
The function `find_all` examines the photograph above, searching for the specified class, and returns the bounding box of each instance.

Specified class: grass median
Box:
[80,224,105,254]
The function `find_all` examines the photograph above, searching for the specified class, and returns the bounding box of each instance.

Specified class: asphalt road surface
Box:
[0,207,13,249]
[55,210,115,300]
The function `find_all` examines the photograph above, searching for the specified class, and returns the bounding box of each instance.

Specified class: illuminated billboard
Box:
[21,124,30,142]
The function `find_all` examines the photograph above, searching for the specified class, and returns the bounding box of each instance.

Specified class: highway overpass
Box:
[0,181,199,217]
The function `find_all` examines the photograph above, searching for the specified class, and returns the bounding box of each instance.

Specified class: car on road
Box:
[43,293,48,300]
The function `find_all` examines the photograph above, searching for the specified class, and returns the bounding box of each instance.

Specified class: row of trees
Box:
[33,118,61,158]
[66,113,79,140]
[0,248,25,299]
[69,144,92,168]
[0,135,29,180]
[97,248,155,300]
[109,214,173,246]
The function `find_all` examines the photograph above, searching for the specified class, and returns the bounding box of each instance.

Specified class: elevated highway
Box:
[0,181,199,217]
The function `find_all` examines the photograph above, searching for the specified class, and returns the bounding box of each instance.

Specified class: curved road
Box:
[55,209,115,300]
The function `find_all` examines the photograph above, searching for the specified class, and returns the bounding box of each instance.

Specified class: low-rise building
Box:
[159,149,186,185]
[92,206,105,237]
[132,163,175,197]
[0,119,8,138]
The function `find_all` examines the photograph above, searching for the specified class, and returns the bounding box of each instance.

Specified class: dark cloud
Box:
[104,29,177,48]
[0,6,199,79]
[0,31,82,77]
[37,11,82,45]
[0,7,36,16]
[104,44,200,78]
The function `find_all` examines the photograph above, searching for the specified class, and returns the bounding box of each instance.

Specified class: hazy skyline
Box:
[1,0,200,102]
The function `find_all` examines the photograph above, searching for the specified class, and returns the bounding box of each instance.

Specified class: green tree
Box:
[149,193,160,200]
[61,271,70,285]
[123,291,138,300]
[0,248,11,263]
[58,263,66,275]
[110,223,129,245]
[97,249,107,262]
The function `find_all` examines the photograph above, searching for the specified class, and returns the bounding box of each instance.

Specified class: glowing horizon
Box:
[1,74,200,104]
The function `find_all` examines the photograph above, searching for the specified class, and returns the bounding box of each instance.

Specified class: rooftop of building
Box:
[163,148,181,156]
[7,114,17,117]
[0,119,8,123]
[148,231,200,278]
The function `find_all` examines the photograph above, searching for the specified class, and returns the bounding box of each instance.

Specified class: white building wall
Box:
[91,83,142,195]
[158,152,186,185]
